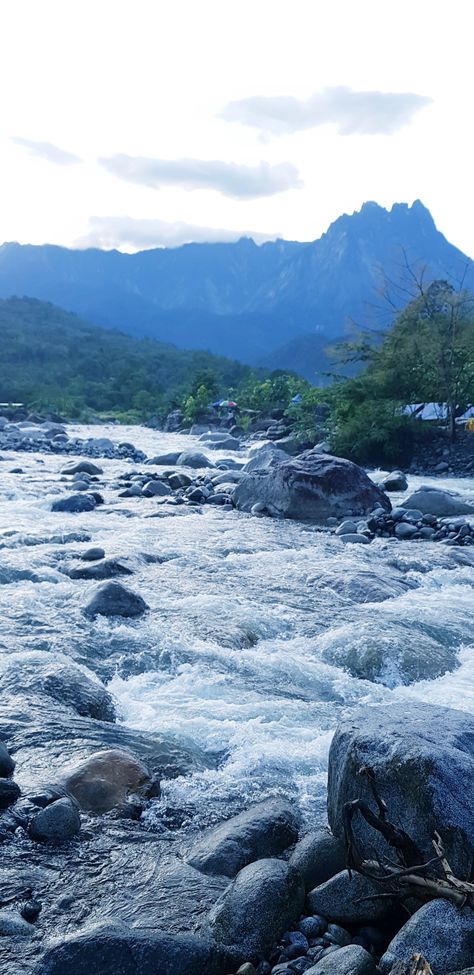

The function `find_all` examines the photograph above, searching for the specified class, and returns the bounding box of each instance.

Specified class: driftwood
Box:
[388,954,433,975]
[342,767,474,910]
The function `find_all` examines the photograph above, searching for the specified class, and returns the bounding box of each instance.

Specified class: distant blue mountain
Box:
[0,201,470,372]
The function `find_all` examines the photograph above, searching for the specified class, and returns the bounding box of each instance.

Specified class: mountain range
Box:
[0,200,471,380]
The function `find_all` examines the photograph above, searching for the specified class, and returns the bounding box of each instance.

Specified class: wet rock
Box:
[52,493,97,513]
[29,797,81,843]
[394,522,418,539]
[142,480,171,497]
[83,582,148,618]
[81,547,105,561]
[380,899,474,975]
[61,461,103,475]
[338,533,371,545]
[327,703,474,877]
[290,831,347,892]
[207,858,305,962]
[234,453,391,523]
[185,798,299,877]
[334,520,358,535]
[307,870,395,924]
[0,777,20,809]
[146,452,181,465]
[243,443,289,473]
[381,471,408,492]
[35,923,233,975]
[306,944,377,975]
[68,559,133,581]
[62,748,157,813]
[176,450,215,469]
[0,655,115,722]
[0,741,15,776]
[401,488,474,517]
[204,437,241,451]
[0,911,35,937]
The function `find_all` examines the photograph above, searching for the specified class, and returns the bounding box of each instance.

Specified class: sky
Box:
[1,0,474,255]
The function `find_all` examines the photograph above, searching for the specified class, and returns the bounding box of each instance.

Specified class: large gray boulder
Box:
[185,798,299,877]
[327,703,474,877]
[0,656,115,722]
[380,899,474,975]
[243,442,289,473]
[307,870,396,924]
[234,452,391,522]
[84,582,148,618]
[207,858,305,962]
[35,923,233,975]
[401,488,474,517]
[176,451,215,469]
[68,559,132,581]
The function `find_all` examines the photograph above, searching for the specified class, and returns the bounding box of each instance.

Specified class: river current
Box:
[1,424,474,834]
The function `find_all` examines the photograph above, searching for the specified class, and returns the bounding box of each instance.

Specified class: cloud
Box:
[99,154,302,198]
[12,137,82,165]
[221,86,433,137]
[75,216,280,250]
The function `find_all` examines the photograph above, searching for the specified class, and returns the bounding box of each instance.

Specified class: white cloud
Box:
[99,154,302,198]
[11,137,82,165]
[75,216,280,250]
[222,86,433,137]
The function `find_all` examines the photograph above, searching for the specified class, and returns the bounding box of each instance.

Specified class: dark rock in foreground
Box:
[68,558,132,581]
[327,703,474,877]
[380,899,474,975]
[62,748,158,813]
[52,493,97,513]
[0,740,15,776]
[29,797,81,843]
[234,452,391,522]
[84,581,148,618]
[0,777,20,809]
[185,798,299,877]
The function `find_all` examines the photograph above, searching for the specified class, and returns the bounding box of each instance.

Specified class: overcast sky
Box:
[1,0,473,254]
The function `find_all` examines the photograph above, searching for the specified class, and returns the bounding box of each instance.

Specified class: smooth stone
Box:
[380,899,474,975]
[142,480,172,497]
[186,798,299,877]
[335,520,358,535]
[0,654,115,722]
[307,870,395,924]
[146,452,181,465]
[29,797,81,843]
[381,471,408,492]
[305,944,377,975]
[0,777,21,809]
[81,547,106,561]
[52,494,97,513]
[68,559,132,581]
[338,534,371,545]
[83,582,148,618]
[0,741,15,776]
[0,911,35,937]
[61,461,103,475]
[402,489,474,517]
[290,831,346,892]
[176,451,215,469]
[62,748,158,813]
[394,522,418,539]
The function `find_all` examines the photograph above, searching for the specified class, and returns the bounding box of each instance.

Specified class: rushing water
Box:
[1,424,474,834]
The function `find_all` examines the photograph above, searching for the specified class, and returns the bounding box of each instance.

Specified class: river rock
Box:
[142,480,171,496]
[307,870,395,924]
[61,461,103,475]
[380,899,474,974]
[185,798,299,877]
[306,944,377,975]
[327,703,474,877]
[290,831,347,892]
[207,858,305,962]
[176,450,215,469]
[234,453,391,523]
[29,797,81,843]
[243,442,289,473]
[394,522,418,539]
[204,437,241,451]
[35,923,233,975]
[146,452,181,465]
[1,656,115,722]
[401,488,474,517]
[338,533,371,544]
[83,582,148,618]
[0,911,35,937]
[81,547,105,561]
[381,471,408,492]
[0,777,21,809]
[0,741,15,776]
[52,494,97,513]
[62,748,158,813]
[68,559,133,581]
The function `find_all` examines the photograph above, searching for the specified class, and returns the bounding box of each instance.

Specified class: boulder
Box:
[176,451,215,469]
[35,923,232,975]
[84,582,148,618]
[338,533,371,545]
[52,494,97,513]
[381,471,408,492]
[81,547,106,561]
[68,559,132,581]
[146,452,181,465]
[61,461,103,476]
[394,522,418,539]
[289,831,346,892]
[234,453,391,523]
[142,480,171,497]
[243,443,289,473]
[380,899,474,975]
[185,798,299,877]
[0,656,115,722]
[306,945,377,975]
[207,858,305,962]
[307,870,396,924]
[0,778,21,809]
[401,489,474,517]
[204,437,241,451]
[327,703,474,877]
[0,911,35,937]
[62,749,158,813]
[29,797,81,843]
[0,741,15,776]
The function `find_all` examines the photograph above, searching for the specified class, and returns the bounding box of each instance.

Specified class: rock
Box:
[142,480,171,497]
[335,520,358,535]
[0,741,15,776]
[401,489,474,517]
[68,559,133,581]
[380,899,474,975]
[185,798,299,877]
[61,461,103,475]
[52,494,97,513]
[290,831,346,892]
[146,452,181,465]
[327,703,474,877]
[207,858,305,962]
[338,533,371,545]
[0,778,20,809]
[204,437,241,451]
[81,547,106,561]
[305,944,377,975]
[0,655,115,722]
[394,522,418,539]
[307,870,395,924]
[29,797,81,843]
[381,471,408,492]
[168,472,192,489]
[234,453,391,523]
[35,923,233,975]
[243,443,289,473]
[84,582,148,618]
[0,911,35,937]
[62,748,158,813]
[176,451,215,469]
